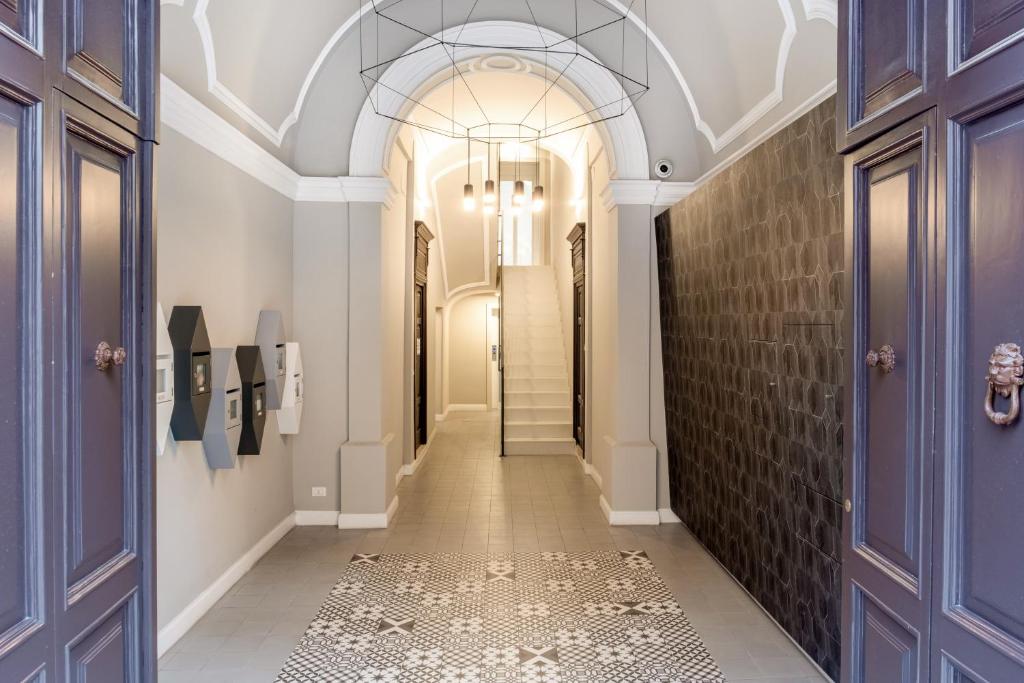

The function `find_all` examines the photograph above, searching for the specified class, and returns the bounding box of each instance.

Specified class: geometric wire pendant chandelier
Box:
[357,0,651,146]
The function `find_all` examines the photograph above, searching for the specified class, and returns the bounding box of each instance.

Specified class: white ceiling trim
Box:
[599,180,695,211]
[171,0,811,159]
[429,156,493,299]
[162,74,396,205]
[800,0,839,26]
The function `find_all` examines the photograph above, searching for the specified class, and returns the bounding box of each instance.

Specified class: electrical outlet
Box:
[311,486,327,497]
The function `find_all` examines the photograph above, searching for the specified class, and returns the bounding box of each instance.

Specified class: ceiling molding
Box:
[162,74,395,206]
[800,0,839,26]
[172,0,816,160]
[349,21,650,180]
[599,180,695,211]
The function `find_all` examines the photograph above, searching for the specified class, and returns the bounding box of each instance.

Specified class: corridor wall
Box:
[156,126,296,642]
[655,99,843,678]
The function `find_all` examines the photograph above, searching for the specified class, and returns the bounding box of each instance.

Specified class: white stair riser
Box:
[504,351,566,364]
[505,422,573,438]
[504,392,570,407]
[505,377,567,392]
[503,438,577,456]
[505,406,571,421]
[505,366,567,380]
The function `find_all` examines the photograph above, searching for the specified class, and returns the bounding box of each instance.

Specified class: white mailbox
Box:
[156,303,174,455]
[278,342,303,434]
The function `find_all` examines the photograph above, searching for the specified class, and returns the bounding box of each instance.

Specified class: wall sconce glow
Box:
[532,185,545,212]
[483,179,496,205]
[463,183,476,211]
[513,180,525,206]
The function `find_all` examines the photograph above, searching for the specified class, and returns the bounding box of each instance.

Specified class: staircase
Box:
[501,266,575,455]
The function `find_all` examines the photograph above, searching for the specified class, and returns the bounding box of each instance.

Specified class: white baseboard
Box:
[337,495,399,529]
[588,463,603,489]
[447,403,488,412]
[157,511,296,657]
[403,430,436,477]
[295,509,340,526]
[599,495,661,526]
[658,507,682,524]
[434,409,448,423]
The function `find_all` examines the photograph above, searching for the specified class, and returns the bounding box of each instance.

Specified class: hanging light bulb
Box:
[513,180,525,206]
[483,179,496,205]
[532,137,544,212]
[532,184,545,212]
[463,137,475,212]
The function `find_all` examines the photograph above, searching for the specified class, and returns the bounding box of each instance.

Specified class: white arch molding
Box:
[163,0,808,157]
[349,21,650,180]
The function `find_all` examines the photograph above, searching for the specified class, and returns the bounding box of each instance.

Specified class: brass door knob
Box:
[95,341,127,371]
[866,344,896,374]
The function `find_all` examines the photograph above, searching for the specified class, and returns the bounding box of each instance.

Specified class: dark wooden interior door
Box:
[567,223,585,452]
[414,221,433,452]
[0,1,156,680]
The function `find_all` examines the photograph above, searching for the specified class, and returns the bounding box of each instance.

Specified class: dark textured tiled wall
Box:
[655,99,843,679]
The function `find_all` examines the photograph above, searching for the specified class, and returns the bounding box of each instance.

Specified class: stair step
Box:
[504,421,573,438]
[505,364,567,379]
[504,406,571,421]
[503,437,577,456]
[504,390,570,407]
[504,377,568,392]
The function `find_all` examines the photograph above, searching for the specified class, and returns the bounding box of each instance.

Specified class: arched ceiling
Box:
[160,0,837,180]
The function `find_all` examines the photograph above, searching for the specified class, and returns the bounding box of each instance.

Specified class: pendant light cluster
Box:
[463,135,544,214]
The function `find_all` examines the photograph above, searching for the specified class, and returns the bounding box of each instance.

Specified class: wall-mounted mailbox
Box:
[202,348,242,469]
[168,306,212,441]
[255,310,286,410]
[235,345,267,455]
[278,342,303,434]
[156,303,174,455]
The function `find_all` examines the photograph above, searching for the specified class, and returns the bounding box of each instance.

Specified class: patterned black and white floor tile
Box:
[276,551,725,683]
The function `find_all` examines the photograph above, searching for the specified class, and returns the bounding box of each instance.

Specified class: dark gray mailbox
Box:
[235,345,267,455]
[168,306,212,440]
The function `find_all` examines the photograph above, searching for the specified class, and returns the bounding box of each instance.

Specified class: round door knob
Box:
[112,346,127,366]
[865,344,896,374]
[844,499,852,513]
[95,341,126,371]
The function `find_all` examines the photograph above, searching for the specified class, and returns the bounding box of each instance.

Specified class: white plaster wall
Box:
[156,126,295,629]
[449,295,497,407]
[383,153,409,503]
[588,149,615,492]
[549,154,577,375]
[291,202,349,512]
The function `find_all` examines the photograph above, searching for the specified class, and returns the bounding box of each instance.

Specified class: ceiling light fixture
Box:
[463,137,476,211]
[532,136,544,212]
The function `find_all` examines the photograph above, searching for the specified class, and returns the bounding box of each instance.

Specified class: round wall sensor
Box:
[654,159,674,179]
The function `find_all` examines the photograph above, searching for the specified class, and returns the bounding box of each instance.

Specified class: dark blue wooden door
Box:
[842,112,937,682]
[0,1,157,681]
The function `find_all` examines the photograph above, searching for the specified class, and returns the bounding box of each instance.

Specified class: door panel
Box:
[64,0,134,112]
[948,0,1024,73]
[838,0,932,150]
[842,112,935,682]
[0,83,49,683]
[54,98,141,681]
[935,92,1024,681]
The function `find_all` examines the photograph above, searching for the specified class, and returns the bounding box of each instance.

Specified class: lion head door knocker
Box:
[985,343,1024,426]
[866,344,896,374]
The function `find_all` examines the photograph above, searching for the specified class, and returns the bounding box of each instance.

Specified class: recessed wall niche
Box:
[254,310,286,410]
[156,303,174,455]
[235,345,267,455]
[202,348,242,469]
[277,342,303,434]
[168,306,212,441]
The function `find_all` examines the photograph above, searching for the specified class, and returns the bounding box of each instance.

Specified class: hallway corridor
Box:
[158,413,826,682]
